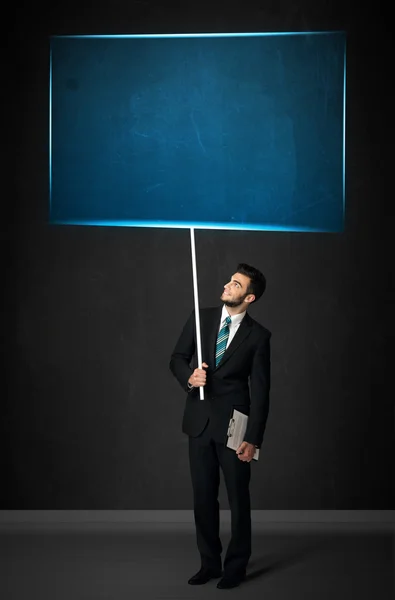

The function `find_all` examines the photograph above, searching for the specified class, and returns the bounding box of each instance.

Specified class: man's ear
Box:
[245,294,255,304]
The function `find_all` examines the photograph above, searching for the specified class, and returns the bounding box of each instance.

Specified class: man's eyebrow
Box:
[232,278,243,287]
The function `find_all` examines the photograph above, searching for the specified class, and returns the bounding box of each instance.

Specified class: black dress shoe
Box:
[217,573,246,589]
[188,567,223,585]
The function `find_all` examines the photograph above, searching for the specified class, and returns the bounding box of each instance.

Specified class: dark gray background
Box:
[5,0,393,509]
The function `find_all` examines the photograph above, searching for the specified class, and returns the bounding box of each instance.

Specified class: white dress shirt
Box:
[219,305,246,349]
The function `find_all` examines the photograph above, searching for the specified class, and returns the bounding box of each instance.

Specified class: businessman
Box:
[169,263,271,589]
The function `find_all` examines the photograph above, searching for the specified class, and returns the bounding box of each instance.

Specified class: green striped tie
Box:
[215,316,232,367]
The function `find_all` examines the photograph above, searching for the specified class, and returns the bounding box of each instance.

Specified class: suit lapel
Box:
[202,307,222,370]
[214,312,253,371]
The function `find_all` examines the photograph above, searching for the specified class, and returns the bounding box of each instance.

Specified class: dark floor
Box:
[0,524,394,600]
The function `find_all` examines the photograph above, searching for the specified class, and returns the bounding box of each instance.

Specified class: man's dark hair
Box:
[236,263,266,303]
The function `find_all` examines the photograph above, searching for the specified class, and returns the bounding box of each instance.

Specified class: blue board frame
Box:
[49,32,346,232]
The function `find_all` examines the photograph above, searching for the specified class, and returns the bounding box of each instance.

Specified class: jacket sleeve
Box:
[169,310,196,392]
[244,332,271,448]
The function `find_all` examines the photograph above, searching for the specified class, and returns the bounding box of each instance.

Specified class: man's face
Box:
[220,272,255,308]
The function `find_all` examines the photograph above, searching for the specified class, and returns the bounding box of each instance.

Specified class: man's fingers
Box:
[193,369,207,386]
[192,364,208,387]
[195,371,206,379]
[236,442,247,454]
[236,441,254,462]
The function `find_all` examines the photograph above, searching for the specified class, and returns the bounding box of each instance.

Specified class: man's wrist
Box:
[246,440,259,449]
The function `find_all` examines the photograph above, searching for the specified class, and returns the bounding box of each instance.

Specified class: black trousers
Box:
[188,422,251,576]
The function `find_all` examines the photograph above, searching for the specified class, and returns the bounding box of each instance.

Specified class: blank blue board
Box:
[50,32,346,232]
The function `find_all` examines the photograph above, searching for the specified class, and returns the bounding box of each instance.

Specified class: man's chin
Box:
[222,298,241,308]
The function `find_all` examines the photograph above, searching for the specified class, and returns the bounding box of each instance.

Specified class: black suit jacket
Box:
[169,306,271,448]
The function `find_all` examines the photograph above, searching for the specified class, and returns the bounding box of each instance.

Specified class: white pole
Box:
[190,228,204,400]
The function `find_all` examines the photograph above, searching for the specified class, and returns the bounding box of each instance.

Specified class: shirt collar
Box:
[221,304,246,327]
